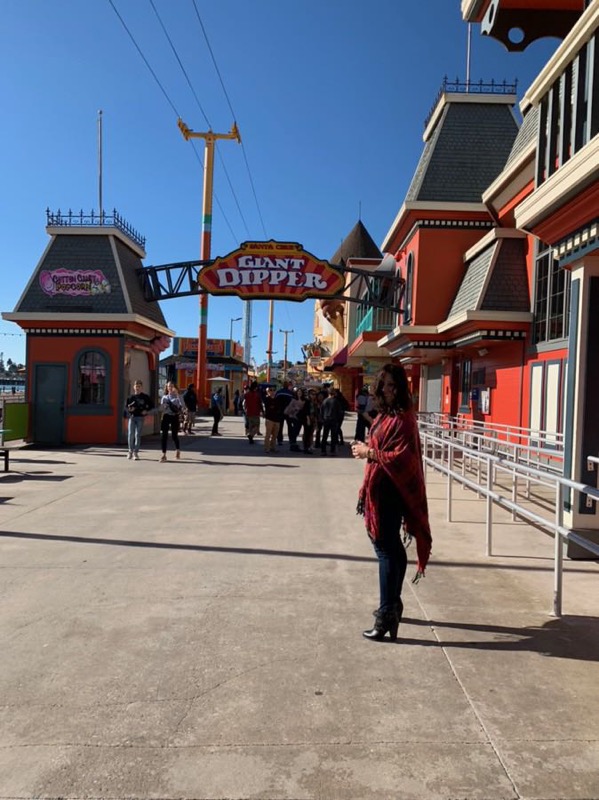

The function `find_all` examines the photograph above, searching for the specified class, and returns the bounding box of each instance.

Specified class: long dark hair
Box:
[374,363,412,414]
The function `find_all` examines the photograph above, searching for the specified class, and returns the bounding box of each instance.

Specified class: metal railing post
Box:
[553,482,564,617]
[486,456,494,556]
[447,441,453,522]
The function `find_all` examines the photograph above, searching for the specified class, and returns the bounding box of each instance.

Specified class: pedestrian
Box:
[274,381,294,445]
[284,389,305,452]
[354,386,370,442]
[125,379,154,460]
[320,386,344,456]
[159,381,183,462]
[263,386,280,453]
[233,389,241,416]
[334,388,350,444]
[182,384,198,434]
[352,363,432,642]
[301,389,318,453]
[313,390,325,448]
[210,387,225,435]
[243,380,263,444]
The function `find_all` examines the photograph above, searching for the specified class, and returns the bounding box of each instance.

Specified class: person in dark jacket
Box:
[210,387,225,436]
[274,381,294,445]
[182,384,198,434]
[320,387,344,456]
[125,380,154,460]
[334,388,350,445]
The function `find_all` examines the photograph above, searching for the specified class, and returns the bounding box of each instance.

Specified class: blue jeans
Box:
[372,477,407,614]
[128,416,144,453]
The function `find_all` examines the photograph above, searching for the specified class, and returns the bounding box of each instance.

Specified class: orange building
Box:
[318,0,598,545]
[2,211,173,445]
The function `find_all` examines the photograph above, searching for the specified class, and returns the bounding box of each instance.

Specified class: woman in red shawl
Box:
[352,363,432,642]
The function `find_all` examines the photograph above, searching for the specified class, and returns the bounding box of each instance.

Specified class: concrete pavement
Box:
[1,413,598,800]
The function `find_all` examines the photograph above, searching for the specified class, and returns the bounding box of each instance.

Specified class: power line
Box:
[190,0,268,239]
[107,0,239,246]
[148,0,250,239]
[148,0,211,128]
[107,0,180,118]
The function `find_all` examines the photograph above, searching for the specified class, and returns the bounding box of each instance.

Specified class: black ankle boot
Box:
[363,610,399,642]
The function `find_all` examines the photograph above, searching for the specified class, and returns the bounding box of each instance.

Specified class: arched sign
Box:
[198,240,345,301]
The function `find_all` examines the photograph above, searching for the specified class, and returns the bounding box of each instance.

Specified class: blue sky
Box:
[0,1,558,368]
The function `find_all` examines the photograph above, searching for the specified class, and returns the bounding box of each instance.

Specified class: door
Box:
[33,364,67,444]
[425,364,443,413]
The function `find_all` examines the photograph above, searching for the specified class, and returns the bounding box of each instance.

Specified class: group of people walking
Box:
[124,379,378,461]
[239,381,353,455]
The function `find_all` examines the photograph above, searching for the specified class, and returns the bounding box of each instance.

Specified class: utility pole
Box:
[177,118,241,407]
[279,328,293,382]
[266,300,275,382]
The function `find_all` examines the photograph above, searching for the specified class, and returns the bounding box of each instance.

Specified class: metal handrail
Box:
[419,417,563,477]
[419,411,564,448]
[419,424,599,618]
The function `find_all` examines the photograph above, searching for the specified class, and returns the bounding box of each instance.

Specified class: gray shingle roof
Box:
[481,238,530,311]
[331,220,382,265]
[15,232,168,329]
[406,100,519,203]
[504,104,539,169]
[448,242,497,318]
[114,238,167,326]
[447,236,530,319]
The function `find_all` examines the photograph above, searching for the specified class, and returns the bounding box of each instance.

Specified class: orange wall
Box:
[414,228,492,324]
[28,335,123,444]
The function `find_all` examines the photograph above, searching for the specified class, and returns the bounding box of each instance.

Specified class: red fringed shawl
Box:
[358,411,432,581]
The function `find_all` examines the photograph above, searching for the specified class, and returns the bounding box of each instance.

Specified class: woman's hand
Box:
[351,441,369,460]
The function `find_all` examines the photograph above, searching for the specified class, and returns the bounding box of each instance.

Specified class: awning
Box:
[323,344,348,371]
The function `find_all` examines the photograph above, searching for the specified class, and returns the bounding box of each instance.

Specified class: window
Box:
[403,252,414,324]
[77,350,107,404]
[533,244,570,344]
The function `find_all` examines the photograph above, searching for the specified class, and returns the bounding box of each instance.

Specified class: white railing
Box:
[419,421,599,617]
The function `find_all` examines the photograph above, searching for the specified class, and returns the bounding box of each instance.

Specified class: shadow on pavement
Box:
[0,473,72,483]
[0,530,376,562]
[398,614,599,662]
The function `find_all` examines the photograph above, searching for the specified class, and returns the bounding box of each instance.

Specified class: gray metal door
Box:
[33,365,66,444]
[425,364,442,413]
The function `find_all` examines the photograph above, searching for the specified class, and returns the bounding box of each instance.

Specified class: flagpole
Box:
[98,109,103,221]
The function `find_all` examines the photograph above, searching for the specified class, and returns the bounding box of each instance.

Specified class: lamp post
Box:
[229,316,242,350]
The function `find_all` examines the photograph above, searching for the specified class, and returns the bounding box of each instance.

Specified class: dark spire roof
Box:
[406,98,519,203]
[15,231,168,329]
[330,220,383,265]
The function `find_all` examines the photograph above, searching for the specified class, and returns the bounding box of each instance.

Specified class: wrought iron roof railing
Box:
[424,76,518,129]
[45,208,146,249]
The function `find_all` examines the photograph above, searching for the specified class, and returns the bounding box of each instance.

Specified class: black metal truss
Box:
[138,260,405,312]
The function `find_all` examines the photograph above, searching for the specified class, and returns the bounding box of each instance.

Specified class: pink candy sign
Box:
[39,269,111,296]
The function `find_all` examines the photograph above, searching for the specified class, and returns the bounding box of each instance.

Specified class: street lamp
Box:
[229,316,242,347]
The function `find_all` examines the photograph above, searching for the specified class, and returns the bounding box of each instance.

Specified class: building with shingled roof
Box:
[2,210,173,445]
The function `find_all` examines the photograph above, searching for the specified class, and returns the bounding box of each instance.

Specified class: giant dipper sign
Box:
[198,240,345,301]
